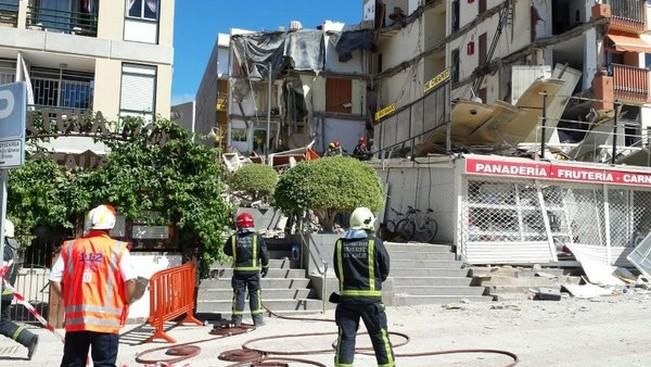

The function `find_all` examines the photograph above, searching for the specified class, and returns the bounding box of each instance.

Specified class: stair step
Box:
[391,260,461,269]
[384,243,453,252]
[197,298,323,313]
[394,286,486,296]
[211,258,292,270]
[200,288,312,300]
[388,251,456,261]
[390,268,469,277]
[200,278,311,289]
[393,295,493,306]
[207,268,306,279]
[198,309,324,320]
[391,277,473,287]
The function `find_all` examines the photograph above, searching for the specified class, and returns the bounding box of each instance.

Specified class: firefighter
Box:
[333,207,395,367]
[224,213,270,327]
[0,219,39,360]
[325,140,344,157]
[352,136,371,161]
[49,205,138,367]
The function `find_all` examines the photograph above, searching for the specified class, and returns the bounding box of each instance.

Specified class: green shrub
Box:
[275,157,383,231]
[230,164,279,201]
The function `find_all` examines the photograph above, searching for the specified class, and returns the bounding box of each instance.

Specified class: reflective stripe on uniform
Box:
[234,266,261,272]
[65,305,124,316]
[231,236,237,266]
[11,325,26,340]
[380,328,395,366]
[102,241,123,310]
[368,239,375,291]
[250,289,262,314]
[65,317,121,328]
[341,290,382,297]
[336,240,344,292]
[252,235,257,269]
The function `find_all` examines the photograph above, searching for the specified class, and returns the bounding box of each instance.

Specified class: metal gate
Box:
[7,240,54,323]
[460,176,651,265]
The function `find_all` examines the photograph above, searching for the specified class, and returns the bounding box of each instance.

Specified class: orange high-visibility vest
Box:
[61,232,128,334]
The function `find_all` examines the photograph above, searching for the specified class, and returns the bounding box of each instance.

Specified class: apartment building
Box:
[369,0,651,154]
[0,0,174,155]
[195,22,372,156]
[195,33,230,148]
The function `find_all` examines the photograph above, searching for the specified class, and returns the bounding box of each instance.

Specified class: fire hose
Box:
[134,305,520,366]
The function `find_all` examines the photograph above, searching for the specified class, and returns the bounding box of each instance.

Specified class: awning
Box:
[607,32,651,53]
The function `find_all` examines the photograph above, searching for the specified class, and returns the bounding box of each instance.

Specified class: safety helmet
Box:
[329,141,337,149]
[334,140,341,147]
[4,219,14,238]
[350,207,376,231]
[236,212,255,229]
[87,205,117,230]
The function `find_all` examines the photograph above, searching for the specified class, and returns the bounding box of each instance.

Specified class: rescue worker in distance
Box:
[333,207,395,367]
[49,205,138,367]
[0,219,39,359]
[224,212,270,327]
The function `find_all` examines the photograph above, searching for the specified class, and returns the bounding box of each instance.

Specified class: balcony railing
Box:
[606,0,646,34]
[26,6,97,37]
[0,0,18,27]
[32,76,93,109]
[611,63,651,104]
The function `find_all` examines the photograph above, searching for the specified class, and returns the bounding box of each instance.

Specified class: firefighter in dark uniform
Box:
[333,207,395,367]
[224,213,270,327]
[0,219,39,359]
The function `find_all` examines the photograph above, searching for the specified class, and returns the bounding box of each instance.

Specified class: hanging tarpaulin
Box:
[331,29,376,62]
[284,31,325,71]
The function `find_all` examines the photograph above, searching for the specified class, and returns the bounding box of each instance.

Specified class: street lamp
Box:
[249,61,273,161]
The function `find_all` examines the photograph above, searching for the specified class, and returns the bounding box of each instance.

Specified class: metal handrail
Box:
[296,222,329,313]
[26,5,98,37]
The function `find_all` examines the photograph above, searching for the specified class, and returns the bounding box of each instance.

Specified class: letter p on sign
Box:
[0,90,14,120]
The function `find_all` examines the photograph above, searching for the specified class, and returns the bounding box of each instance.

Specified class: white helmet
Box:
[350,207,376,231]
[87,205,116,230]
[4,219,14,238]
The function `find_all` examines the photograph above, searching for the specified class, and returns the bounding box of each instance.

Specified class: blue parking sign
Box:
[0,82,26,142]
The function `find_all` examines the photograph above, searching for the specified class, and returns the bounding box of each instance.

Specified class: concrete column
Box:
[593,70,614,111]
[17,0,28,29]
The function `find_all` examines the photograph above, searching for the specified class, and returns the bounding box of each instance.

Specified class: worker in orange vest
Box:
[49,205,137,367]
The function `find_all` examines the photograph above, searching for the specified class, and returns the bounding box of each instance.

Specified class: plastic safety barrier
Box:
[146,263,203,343]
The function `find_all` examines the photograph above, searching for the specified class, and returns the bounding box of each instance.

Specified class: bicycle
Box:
[396,206,438,243]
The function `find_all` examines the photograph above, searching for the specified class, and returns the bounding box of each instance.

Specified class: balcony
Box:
[605,0,647,34]
[32,70,94,110]
[0,0,18,27]
[26,2,98,37]
[611,63,651,104]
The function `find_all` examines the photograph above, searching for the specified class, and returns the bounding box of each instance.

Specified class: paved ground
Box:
[1,292,650,366]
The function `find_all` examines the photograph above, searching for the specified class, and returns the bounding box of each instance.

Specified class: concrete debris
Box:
[636,275,651,290]
[535,271,558,279]
[567,244,625,287]
[627,232,651,278]
[562,284,614,299]
[490,304,521,311]
[530,288,562,301]
[443,304,464,310]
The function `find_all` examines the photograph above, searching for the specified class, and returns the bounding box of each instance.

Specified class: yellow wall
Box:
[97,0,125,41]
[156,64,172,118]
[93,58,122,122]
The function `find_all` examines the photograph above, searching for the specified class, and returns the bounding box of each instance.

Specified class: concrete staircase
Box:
[196,258,323,319]
[384,242,493,305]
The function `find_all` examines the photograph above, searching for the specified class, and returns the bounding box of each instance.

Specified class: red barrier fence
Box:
[145,263,203,343]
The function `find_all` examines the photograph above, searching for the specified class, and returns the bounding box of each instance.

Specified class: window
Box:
[31,67,94,109]
[231,128,248,142]
[326,78,353,113]
[479,0,487,14]
[479,33,487,66]
[451,49,460,83]
[646,54,651,69]
[127,0,159,21]
[452,1,460,32]
[120,64,157,118]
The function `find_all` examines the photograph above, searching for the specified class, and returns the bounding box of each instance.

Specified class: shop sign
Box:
[465,157,651,188]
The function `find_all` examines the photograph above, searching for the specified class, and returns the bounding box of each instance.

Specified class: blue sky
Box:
[172,1,361,105]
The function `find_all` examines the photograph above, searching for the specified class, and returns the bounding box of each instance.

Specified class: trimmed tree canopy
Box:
[274,157,383,230]
[230,164,279,202]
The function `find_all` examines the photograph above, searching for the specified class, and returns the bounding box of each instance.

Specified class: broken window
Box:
[326,78,353,113]
[479,33,487,66]
[479,0,487,14]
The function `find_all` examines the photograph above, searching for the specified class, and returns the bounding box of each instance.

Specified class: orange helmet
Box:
[236,213,255,229]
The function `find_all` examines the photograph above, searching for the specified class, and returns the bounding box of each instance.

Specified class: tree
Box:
[275,157,383,231]
[8,118,233,271]
[230,164,279,202]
